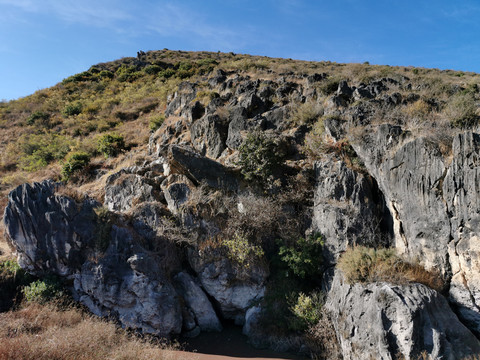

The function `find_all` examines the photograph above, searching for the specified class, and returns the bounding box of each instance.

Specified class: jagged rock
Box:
[104,171,161,213]
[323,116,346,141]
[226,106,250,149]
[208,69,227,87]
[444,132,480,333]
[336,80,353,98]
[74,226,183,337]
[174,271,222,332]
[190,114,228,158]
[4,180,99,277]
[306,73,327,85]
[187,101,205,122]
[160,174,193,215]
[326,272,480,360]
[168,145,238,191]
[263,106,289,130]
[165,82,197,117]
[188,247,268,324]
[313,158,392,266]
[353,87,374,100]
[354,126,480,334]
[353,124,450,273]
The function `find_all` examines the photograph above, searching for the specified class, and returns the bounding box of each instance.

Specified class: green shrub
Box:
[278,233,324,279]
[98,70,114,79]
[17,134,72,172]
[61,152,90,181]
[26,111,50,126]
[290,291,323,331]
[159,68,176,78]
[144,64,163,75]
[97,133,126,157]
[116,65,140,82]
[237,130,285,184]
[22,276,64,304]
[62,102,83,117]
[222,232,264,267]
[149,114,165,132]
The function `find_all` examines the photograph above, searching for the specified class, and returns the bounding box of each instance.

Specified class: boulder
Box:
[104,171,162,213]
[174,271,222,332]
[165,82,197,117]
[4,180,99,277]
[188,247,268,324]
[190,114,228,158]
[160,174,194,215]
[226,106,250,150]
[74,226,183,337]
[326,272,480,360]
[168,145,238,191]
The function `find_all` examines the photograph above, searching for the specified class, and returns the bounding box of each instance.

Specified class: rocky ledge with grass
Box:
[3,50,480,359]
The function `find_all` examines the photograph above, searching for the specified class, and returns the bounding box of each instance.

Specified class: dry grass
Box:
[0,302,181,360]
[338,246,444,292]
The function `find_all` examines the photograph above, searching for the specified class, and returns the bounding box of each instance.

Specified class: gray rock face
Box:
[4,180,99,276]
[188,248,268,324]
[313,157,392,266]
[190,114,228,158]
[74,226,183,337]
[174,271,222,332]
[443,132,480,333]
[104,170,161,213]
[326,272,480,360]
[168,145,238,191]
[353,126,480,333]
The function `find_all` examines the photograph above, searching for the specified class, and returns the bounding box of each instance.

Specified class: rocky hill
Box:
[2,50,480,359]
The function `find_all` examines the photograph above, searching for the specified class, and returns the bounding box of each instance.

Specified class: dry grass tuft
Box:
[338,246,444,292]
[0,302,179,360]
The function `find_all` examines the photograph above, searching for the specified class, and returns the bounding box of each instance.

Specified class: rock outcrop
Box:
[326,271,480,360]
[353,126,480,334]
[5,64,480,359]
[4,180,99,277]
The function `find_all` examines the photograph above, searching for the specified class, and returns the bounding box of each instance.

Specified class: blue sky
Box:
[1,0,479,100]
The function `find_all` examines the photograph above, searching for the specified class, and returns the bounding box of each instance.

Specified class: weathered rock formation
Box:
[4,69,480,359]
[326,271,480,360]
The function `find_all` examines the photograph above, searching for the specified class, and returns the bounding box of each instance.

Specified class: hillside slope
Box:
[2,50,480,359]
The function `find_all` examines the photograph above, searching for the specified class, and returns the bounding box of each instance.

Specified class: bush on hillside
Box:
[97,133,126,158]
[26,111,50,126]
[278,233,324,279]
[61,152,91,182]
[62,102,83,117]
[22,276,64,304]
[237,130,285,185]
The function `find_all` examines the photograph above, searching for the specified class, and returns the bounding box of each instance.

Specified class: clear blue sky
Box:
[1,0,479,100]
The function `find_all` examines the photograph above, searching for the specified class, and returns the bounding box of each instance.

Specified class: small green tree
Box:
[62,102,83,117]
[61,152,90,181]
[237,130,284,184]
[97,133,126,157]
[278,233,324,279]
